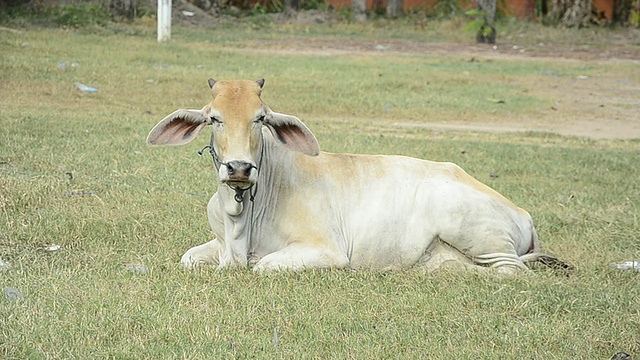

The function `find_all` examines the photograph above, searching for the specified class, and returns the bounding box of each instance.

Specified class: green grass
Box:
[1,22,640,359]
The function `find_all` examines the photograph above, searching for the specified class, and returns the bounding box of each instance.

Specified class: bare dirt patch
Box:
[239,35,640,140]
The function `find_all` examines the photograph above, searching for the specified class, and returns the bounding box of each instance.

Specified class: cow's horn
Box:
[256,78,265,88]
[208,78,216,89]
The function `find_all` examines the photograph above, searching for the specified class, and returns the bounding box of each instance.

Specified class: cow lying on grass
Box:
[147,78,571,274]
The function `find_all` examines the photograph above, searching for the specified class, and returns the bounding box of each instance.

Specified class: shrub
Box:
[52,2,112,27]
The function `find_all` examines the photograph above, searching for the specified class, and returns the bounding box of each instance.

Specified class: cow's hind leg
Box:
[419,240,478,272]
[471,252,529,275]
[440,233,529,275]
[253,244,349,272]
[419,239,505,274]
[180,239,223,269]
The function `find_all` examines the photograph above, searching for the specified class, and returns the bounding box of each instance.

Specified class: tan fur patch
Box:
[208,80,265,160]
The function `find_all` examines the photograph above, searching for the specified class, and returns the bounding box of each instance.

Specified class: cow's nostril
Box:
[226,161,254,178]
[226,163,236,175]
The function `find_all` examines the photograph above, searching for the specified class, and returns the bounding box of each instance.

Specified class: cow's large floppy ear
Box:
[147,109,209,146]
[265,112,320,156]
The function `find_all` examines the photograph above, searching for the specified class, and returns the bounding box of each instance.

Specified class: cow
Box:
[146,78,570,275]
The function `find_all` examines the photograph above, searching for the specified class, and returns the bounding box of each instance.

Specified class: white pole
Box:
[157,0,171,42]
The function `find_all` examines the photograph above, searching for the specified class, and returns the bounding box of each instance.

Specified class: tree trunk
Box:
[110,0,137,19]
[352,0,366,21]
[476,0,496,43]
[477,0,496,22]
[548,0,592,27]
[283,0,299,12]
[613,0,628,24]
[386,0,402,18]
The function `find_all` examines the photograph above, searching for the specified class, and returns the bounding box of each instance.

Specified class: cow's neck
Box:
[216,131,292,267]
[216,185,250,266]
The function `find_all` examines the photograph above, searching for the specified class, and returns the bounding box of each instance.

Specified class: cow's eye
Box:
[255,114,266,123]
[210,116,222,124]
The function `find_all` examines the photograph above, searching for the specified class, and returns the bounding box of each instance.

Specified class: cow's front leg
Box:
[180,239,223,269]
[253,244,349,272]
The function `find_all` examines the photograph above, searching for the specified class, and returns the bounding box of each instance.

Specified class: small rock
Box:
[3,286,22,301]
[182,10,195,16]
[273,327,279,348]
[577,75,589,80]
[66,191,96,196]
[75,82,98,93]
[610,351,632,360]
[375,44,389,51]
[612,261,640,271]
[43,244,61,252]
[0,257,11,271]
[124,264,148,274]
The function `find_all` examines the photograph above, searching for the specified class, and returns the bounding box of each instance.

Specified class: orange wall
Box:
[593,0,613,19]
[325,0,614,20]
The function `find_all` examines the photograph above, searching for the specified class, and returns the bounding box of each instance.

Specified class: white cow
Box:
[147,78,570,274]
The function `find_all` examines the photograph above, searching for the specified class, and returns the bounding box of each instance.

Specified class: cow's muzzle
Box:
[220,160,258,189]
[198,144,261,203]
[221,160,258,203]
[225,160,256,179]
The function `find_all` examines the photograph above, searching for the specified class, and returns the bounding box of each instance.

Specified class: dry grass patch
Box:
[1,22,639,359]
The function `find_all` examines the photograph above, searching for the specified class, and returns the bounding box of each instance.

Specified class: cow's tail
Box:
[520,253,574,273]
[519,227,574,274]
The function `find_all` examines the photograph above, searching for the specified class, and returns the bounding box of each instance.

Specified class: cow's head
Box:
[147,78,320,193]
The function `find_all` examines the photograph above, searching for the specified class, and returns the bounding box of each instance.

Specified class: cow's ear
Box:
[147,109,210,146]
[265,112,320,156]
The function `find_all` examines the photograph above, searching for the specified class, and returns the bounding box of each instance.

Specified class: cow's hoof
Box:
[179,241,221,269]
[180,253,200,269]
[180,251,214,269]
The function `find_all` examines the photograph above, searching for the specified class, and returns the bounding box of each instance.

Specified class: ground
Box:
[175,7,640,139]
[242,36,640,140]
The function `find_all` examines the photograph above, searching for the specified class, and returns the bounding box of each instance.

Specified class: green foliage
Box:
[253,0,284,14]
[51,2,112,27]
[630,9,640,27]
[426,0,466,18]
[299,0,331,10]
[250,0,328,15]
[463,8,497,42]
[535,0,548,18]
[464,8,487,30]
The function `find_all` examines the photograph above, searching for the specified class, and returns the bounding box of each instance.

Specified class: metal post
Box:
[157,0,171,42]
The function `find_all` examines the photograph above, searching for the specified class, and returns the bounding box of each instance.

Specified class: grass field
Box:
[1,20,639,359]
